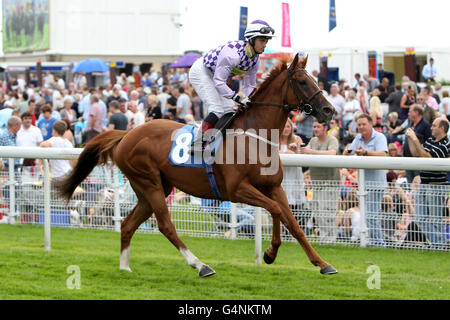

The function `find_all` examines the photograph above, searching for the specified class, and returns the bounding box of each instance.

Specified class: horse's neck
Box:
[234,77,289,134]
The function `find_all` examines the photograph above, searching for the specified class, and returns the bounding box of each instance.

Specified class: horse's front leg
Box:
[270,187,338,275]
[231,182,283,264]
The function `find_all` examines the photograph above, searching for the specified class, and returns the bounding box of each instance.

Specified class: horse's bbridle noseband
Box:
[286,67,323,115]
[248,67,324,115]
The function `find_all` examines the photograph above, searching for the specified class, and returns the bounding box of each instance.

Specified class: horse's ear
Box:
[300,55,309,68]
[289,53,299,72]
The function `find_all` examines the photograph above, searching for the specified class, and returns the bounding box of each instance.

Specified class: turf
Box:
[0,225,448,300]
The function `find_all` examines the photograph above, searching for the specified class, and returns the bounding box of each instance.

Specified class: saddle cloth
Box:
[169,125,223,168]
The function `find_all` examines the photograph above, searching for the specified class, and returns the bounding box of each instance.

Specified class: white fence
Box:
[0,147,449,261]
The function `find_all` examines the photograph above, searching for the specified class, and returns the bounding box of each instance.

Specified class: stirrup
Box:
[190,133,206,154]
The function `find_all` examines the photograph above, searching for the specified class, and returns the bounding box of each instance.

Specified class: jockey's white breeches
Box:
[189,58,235,118]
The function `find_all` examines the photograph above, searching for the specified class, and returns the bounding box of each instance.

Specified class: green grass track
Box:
[0,225,448,300]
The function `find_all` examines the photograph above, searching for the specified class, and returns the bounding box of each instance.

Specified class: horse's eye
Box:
[298,80,307,85]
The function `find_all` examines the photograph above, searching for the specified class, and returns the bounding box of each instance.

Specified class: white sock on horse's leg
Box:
[179,248,205,271]
[120,247,132,272]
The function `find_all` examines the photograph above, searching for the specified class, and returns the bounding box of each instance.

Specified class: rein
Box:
[247,67,323,115]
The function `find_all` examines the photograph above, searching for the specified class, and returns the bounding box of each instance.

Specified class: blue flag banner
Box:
[329,0,337,32]
[239,7,248,41]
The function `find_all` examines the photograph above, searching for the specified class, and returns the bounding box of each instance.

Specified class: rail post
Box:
[8,159,16,224]
[113,166,122,232]
[255,207,262,265]
[43,159,51,251]
[357,169,369,248]
[230,202,238,240]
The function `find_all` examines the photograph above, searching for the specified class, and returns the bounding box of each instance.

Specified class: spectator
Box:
[417,94,437,125]
[301,121,340,244]
[345,113,388,247]
[107,85,123,107]
[406,118,450,249]
[385,85,404,118]
[0,116,22,168]
[60,97,76,125]
[38,105,57,141]
[400,104,432,183]
[294,111,315,145]
[40,121,74,179]
[74,117,87,147]
[353,73,364,91]
[363,74,380,95]
[129,90,144,112]
[421,86,439,111]
[439,90,450,121]
[422,58,437,82]
[358,86,369,114]
[327,84,345,122]
[24,99,38,126]
[343,91,362,129]
[107,101,128,131]
[157,86,171,115]
[86,95,104,142]
[17,91,29,115]
[368,89,383,128]
[167,89,178,119]
[385,112,404,144]
[37,102,61,122]
[378,77,391,103]
[337,190,360,242]
[127,100,145,130]
[399,86,416,122]
[175,87,191,123]
[190,88,204,121]
[380,195,397,244]
[61,118,75,146]
[279,119,306,231]
[17,112,44,167]
[328,119,340,139]
[0,93,5,110]
[0,101,15,130]
[145,95,162,121]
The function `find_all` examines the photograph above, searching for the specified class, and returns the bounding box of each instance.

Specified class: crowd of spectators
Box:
[0,57,449,249]
[289,59,449,249]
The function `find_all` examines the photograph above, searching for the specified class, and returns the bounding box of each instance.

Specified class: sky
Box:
[179,0,450,53]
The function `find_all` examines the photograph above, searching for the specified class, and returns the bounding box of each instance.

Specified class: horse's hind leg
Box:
[145,187,216,278]
[120,199,153,272]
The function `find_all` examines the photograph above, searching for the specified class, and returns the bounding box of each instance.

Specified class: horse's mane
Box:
[252,54,292,98]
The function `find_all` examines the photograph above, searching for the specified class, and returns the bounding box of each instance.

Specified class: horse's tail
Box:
[55,130,128,201]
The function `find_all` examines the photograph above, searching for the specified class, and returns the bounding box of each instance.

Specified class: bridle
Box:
[248,67,324,115]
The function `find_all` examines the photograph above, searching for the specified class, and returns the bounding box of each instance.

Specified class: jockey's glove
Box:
[233,94,251,107]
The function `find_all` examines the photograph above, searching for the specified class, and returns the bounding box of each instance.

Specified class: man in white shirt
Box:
[327,84,346,121]
[119,98,133,124]
[174,87,191,123]
[157,86,171,115]
[17,112,44,167]
[40,121,74,179]
[127,100,146,130]
[422,58,438,82]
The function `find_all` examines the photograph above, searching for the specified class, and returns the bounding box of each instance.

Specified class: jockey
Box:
[189,20,275,151]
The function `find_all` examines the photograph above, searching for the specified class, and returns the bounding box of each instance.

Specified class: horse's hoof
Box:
[320,265,338,275]
[120,267,132,273]
[263,251,275,265]
[199,265,216,278]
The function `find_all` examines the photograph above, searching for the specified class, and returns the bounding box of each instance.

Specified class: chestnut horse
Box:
[57,54,337,277]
